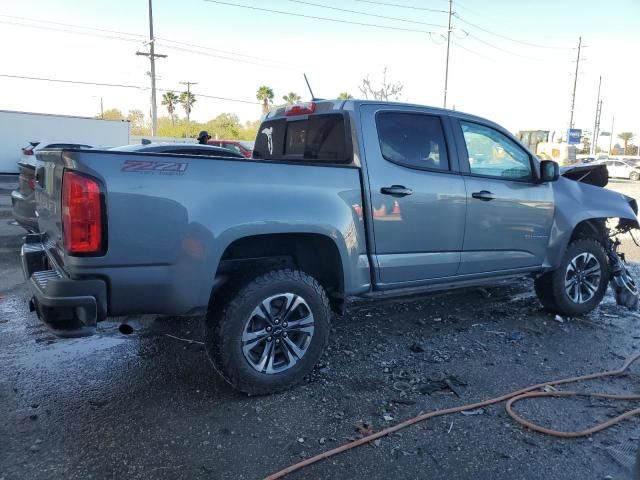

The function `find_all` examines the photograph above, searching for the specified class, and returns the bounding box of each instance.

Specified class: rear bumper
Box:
[11,189,38,231]
[21,234,107,337]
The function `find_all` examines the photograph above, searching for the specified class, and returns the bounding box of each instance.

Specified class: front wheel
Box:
[535,238,609,316]
[205,269,331,395]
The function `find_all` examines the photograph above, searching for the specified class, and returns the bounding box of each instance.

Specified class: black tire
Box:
[631,171,640,181]
[205,269,331,395]
[534,238,609,316]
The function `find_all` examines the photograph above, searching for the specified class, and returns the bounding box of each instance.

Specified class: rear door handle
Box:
[380,185,413,197]
[471,190,496,201]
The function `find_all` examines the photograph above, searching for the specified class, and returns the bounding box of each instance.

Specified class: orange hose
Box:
[265,351,640,480]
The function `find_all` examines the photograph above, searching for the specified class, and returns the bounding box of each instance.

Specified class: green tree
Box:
[205,113,242,139]
[337,92,354,100]
[179,91,196,121]
[100,108,125,120]
[240,120,261,141]
[282,92,301,105]
[161,91,179,125]
[617,132,635,155]
[256,86,274,114]
[126,109,149,135]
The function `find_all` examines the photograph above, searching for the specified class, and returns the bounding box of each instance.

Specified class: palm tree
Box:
[161,91,179,125]
[617,132,635,154]
[282,92,301,105]
[338,92,354,100]
[256,86,274,114]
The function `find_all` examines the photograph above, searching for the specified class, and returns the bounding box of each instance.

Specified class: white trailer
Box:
[0,110,130,174]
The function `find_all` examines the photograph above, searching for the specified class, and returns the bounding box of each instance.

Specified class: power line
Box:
[0,14,145,39]
[353,0,449,14]
[285,0,447,28]
[0,73,260,105]
[158,88,261,105]
[451,40,496,61]
[0,74,141,89]
[155,37,289,63]
[155,43,302,70]
[461,30,554,62]
[0,14,294,68]
[0,19,142,43]
[202,0,435,34]
[453,13,572,50]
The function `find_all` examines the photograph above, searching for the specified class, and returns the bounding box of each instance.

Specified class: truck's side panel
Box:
[36,151,370,316]
[358,104,467,287]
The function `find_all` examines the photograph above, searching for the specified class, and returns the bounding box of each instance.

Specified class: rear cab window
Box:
[254,111,352,164]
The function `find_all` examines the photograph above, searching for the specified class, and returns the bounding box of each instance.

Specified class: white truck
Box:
[0,110,130,174]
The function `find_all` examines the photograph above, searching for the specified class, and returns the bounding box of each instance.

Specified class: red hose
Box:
[265,351,640,480]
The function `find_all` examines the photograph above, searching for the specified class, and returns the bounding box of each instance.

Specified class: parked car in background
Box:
[11,142,93,232]
[110,142,245,158]
[600,158,640,181]
[207,139,254,158]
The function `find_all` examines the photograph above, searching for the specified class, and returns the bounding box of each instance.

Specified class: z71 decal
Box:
[121,159,188,175]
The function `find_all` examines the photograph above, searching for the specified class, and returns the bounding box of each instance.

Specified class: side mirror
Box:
[540,160,559,183]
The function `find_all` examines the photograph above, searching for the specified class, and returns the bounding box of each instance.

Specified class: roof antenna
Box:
[304,73,316,101]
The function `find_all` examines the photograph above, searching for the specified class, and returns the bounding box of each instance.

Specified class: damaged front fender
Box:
[543,176,639,269]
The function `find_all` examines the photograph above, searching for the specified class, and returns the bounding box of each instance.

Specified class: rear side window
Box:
[376,112,449,171]
[254,113,350,163]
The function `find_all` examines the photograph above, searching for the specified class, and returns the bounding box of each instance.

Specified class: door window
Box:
[376,112,449,171]
[460,121,532,181]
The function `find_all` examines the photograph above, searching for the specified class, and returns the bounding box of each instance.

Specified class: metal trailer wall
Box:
[0,110,130,174]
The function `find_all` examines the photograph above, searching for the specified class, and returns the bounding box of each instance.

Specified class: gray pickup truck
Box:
[22,100,639,394]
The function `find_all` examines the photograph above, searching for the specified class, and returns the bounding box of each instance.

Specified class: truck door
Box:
[359,105,467,286]
[452,118,554,274]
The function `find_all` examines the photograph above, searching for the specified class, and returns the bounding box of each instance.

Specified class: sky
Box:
[0,0,639,138]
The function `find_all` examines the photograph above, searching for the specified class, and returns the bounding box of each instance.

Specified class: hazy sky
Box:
[1,0,638,136]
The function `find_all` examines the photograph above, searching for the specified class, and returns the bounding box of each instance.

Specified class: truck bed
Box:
[33,149,370,319]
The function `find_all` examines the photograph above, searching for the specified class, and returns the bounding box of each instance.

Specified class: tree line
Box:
[97,70,406,139]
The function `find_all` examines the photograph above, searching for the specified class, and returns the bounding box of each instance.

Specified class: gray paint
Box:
[32,100,639,318]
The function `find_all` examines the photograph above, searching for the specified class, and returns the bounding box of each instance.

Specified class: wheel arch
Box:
[211,232,346,313]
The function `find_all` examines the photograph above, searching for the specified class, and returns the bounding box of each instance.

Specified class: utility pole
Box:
[609,115,615,155]
[100,97,104,119]
[179,80,198,137]
[594,99,603,153]
[136,0,167,136]
[443,0,453,109]
[569,36,582,129]
[590,76,601,155]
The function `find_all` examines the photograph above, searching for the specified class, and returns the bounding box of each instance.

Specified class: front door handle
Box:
[381,185,413,197]
[471,190,496,201]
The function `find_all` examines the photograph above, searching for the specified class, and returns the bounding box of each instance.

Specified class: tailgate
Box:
[34,150,66,261]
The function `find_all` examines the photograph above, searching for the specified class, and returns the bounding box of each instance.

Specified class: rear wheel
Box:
[205,269,331,395]
[631,171,640,181]
[535,238,609,315]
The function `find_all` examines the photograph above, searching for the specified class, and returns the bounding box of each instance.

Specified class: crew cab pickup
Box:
[22,100,639,394]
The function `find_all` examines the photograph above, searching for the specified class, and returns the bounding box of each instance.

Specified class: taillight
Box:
[284,102,316,116]
[62,170,104,255]
[22,148,34,156]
